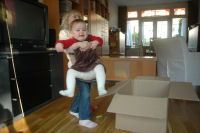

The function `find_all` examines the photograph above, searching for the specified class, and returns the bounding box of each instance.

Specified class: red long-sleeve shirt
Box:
[55,34,103,49]
[55,34,104,72]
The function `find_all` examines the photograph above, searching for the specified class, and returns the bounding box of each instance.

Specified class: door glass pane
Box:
[157,21,168,38]
[172,18,187,37]
[143,22,153,46]
[127,20,139,47]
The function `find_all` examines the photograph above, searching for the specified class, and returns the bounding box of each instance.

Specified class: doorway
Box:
[142,20,169,46]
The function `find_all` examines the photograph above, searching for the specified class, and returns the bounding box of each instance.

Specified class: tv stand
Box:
[0,50,64,123]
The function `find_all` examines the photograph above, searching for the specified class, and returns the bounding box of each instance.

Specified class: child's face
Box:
[67,14,81,24]
[70,22,88,41]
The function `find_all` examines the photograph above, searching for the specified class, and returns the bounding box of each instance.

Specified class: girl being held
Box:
[55,10,102,128]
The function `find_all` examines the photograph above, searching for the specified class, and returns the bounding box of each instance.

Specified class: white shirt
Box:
[59,29,75,68]
[59,29,70,40]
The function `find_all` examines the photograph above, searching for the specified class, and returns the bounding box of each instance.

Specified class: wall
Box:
[42,0,60,41]
[127,2,188,11]
[108,0,118,28]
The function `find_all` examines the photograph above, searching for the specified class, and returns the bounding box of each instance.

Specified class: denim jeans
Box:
[70,80,91,120]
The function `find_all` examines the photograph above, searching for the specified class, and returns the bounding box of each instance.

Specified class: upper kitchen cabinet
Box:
[59,0,84,17]
[88,0,109,55]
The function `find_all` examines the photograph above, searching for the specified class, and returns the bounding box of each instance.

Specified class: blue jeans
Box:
[70,80,91,120]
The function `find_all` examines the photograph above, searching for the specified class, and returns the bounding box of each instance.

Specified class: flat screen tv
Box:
[5,0,49,50]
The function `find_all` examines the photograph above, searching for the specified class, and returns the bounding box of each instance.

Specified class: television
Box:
[5,0,49,51]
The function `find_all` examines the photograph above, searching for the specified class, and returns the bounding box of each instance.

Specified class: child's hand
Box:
[90,40,99,50]
[78,41,92,51]
[55,43,64,52]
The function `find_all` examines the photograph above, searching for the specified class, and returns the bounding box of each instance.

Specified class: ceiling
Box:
[112,0,190,6]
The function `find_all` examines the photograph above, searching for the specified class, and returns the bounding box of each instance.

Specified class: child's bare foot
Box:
[98,89,107,96]
[59,90,74,97]
[79,120,98,128]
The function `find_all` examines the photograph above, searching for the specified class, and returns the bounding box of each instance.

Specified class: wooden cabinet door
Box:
[89,12,109,55]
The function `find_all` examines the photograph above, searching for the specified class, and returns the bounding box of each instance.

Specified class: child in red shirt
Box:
[55,19,107,98]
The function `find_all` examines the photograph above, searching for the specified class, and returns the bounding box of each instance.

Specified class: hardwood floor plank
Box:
[1,84,200,133]
[168,99,200,133]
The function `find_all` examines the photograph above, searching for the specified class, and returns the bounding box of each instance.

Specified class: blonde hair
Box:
[60,10,82,30]
[69,19,86,31]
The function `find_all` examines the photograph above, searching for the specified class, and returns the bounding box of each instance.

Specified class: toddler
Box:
[55,19,107,97]
[57,10,98,128]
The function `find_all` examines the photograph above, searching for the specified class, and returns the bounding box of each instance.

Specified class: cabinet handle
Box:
[10,78,16,80]
[0,56,12,60]
[49,53,54,56]
[6,56,13,60]
[48,69,52,72]
[49,84,53,88]
[12,98,18,101]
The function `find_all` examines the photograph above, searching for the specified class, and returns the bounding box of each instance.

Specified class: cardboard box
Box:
[104,76,199,133]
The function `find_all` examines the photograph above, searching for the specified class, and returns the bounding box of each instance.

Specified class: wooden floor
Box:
[1,84,200,133]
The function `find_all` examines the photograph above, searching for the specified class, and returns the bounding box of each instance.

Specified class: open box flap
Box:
[107,94,168,119]
[95,81,128,99]
[133,76,170,97]
[134,76,170,81]
[96,76,170,99]
[169,82,199,101]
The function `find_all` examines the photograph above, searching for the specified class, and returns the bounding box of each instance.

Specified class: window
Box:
[174,8,186,15]
[141,9,170,17]
[127,20,139,47]
[127,6,187,47]
[128,11,138,18]
[143,22,153,46]
[157,21,168,38]
[156,9,170,16]
[141,10,155,17]
[172,18,187,37]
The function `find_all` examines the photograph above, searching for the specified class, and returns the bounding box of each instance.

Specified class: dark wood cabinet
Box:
[0,57,14,127]
[188,0,199,27]
[9,52,52,115]
[49,52,64,99]
[0,51,64,125]
[118,6,127,34]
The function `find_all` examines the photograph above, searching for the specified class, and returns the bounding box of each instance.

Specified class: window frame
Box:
[126,6,188,47]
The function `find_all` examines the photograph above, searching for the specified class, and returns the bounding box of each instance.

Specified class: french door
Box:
[142,19,169,46]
